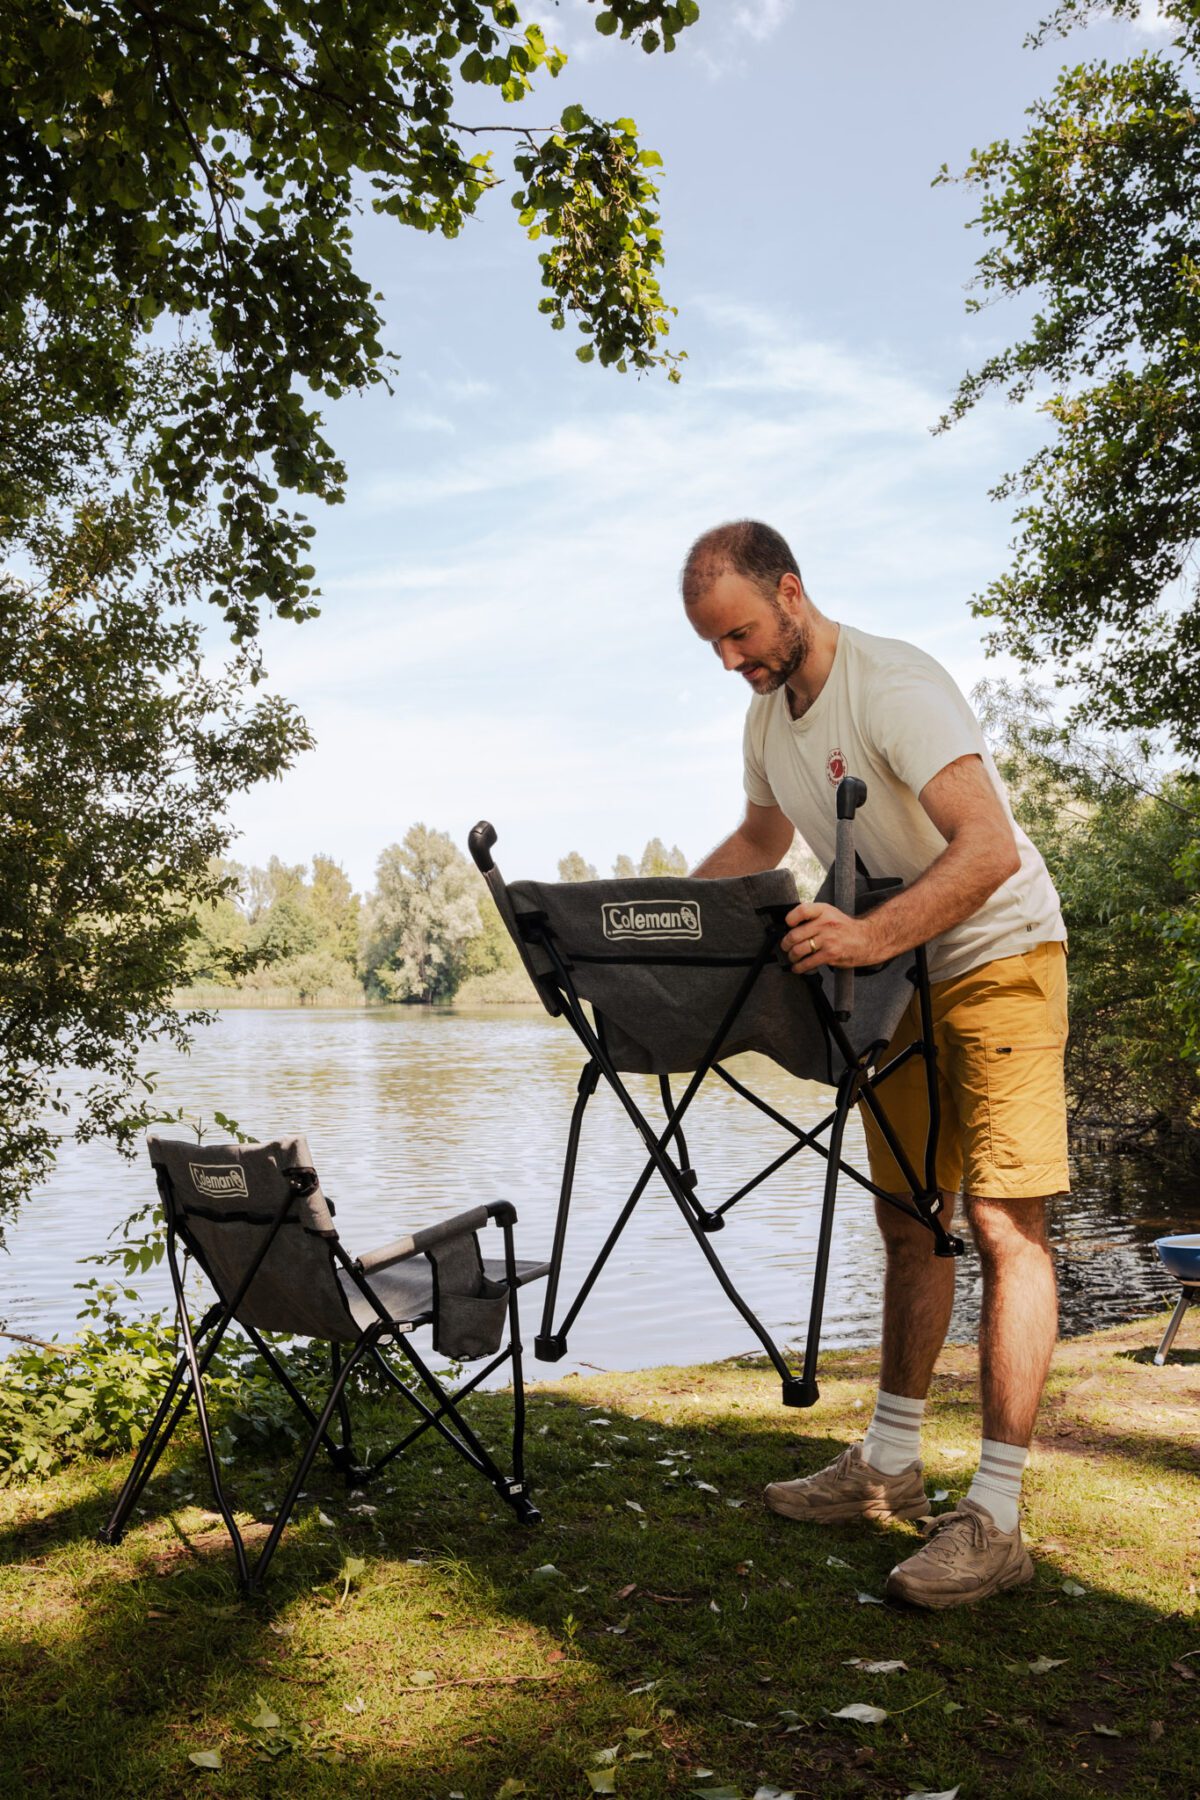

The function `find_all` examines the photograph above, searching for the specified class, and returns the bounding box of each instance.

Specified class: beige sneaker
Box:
[764,1444,927,1524]
[885,1497,1034,1609]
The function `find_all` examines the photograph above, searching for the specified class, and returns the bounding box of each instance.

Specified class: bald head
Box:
[681,520,802,610]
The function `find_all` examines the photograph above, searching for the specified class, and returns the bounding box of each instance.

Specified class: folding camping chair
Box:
[469,775,964,1410]
[98,1134,547,1591]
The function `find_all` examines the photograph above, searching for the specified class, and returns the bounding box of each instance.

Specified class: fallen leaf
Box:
[343,1695,365,1715]
[832,1703,888,1724]
[1028,1656,1067,1675]
[188,1750,221,1769]
[547,1649,566,1664]
[530,1564,562,1580]
[825,1555,851,1569]
[1149,1720,1165,1741]
[930,1489,950,1503]
[693,1481,720,1494]
[495,1782,528,1799]
[856,1591,884,1606]
[615,1583,637,1600]
[1170,1660,1197,1681]
[409,1670,438,1687]
[1092,1723,1122,1738]
[592,1747,619,1765]
[844,1658,907,1674]
[1061,1580,1087,1597]
[587,1773,616,1795]
[754,1787,797,1799]
[904,1789,960,1799]
[625,1500,645,1514]
[318,1511,335,1527]
[249,1697,281,1729]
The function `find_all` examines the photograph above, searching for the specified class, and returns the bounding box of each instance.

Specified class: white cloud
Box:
[1132,1,1174,34]
[732,0,793,45]
[228,301,1040,889]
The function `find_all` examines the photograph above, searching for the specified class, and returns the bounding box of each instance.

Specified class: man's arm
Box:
[692,800,795,878]
[781,754,1021,972]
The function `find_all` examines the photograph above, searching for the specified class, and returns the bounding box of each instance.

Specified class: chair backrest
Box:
[504,869,916,1083]
[147,1135,359,1341]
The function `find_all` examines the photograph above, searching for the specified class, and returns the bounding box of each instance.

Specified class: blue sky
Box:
[226,0,1169,892]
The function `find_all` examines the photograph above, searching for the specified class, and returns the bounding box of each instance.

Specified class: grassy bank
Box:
[2,1316,1197,1799]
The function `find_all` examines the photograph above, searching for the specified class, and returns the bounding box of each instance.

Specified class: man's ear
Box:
[776,572,805,614]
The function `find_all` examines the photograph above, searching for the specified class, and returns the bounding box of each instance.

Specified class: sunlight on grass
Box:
[2,1316,1198,1798]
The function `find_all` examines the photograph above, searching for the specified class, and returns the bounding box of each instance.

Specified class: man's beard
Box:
[751,608,809,692]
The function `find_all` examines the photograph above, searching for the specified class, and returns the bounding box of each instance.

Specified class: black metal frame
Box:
[99,1166,538,1592]
[470,809,964,1410]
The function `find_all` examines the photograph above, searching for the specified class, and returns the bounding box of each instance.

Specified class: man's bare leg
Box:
[967,1194,1057,1446]
[877,1189,958,1399]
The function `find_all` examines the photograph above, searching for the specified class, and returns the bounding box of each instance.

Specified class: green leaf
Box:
[576,345,595,363]
[595,11,619,36]
[188,1750,222,1769]
[561,103,587,131]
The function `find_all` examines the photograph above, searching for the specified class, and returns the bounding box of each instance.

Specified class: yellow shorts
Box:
[861,940,1070,1201]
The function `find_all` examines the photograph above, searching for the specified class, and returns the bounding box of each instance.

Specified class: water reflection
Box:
[1,1008,1188,1371]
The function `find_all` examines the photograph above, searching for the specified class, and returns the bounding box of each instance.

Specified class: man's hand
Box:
[781,901,879,974]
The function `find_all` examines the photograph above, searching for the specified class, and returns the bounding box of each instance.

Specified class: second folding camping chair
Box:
[98,1135,548,1591]
[470,775,964,1409]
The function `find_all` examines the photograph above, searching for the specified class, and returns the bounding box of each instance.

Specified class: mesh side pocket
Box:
[433,1279,509,1360]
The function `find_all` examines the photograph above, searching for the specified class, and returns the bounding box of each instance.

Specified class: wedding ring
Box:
[808,936,818,954]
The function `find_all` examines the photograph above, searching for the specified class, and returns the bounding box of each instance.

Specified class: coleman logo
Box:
[601,899,701,941]
[189,1163,248,1199]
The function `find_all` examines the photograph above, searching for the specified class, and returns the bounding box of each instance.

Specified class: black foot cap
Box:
[935,1234,967,1259]
[535,1333,567,1361]
[782,1376,819,1408]
[513,1498,542,1526]
[96,1526,121,1547]
[697,1211,725,1233]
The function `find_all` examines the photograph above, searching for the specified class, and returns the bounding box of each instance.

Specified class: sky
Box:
[224,0,1171,893]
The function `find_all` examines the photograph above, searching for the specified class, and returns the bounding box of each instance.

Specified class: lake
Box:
[0,1006,1189,1371]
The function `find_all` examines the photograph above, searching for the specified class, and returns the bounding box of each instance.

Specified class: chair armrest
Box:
[355,1204,491,1276]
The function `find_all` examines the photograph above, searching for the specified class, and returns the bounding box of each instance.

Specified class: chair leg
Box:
[330,1342,357,1473]
[98,1302,224,1545]
[248,1333,377,1592]
[1153,1289,1194,1365]
[396,1338,540,1524]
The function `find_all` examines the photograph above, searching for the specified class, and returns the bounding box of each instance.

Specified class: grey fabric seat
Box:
[99,1133,547,1592]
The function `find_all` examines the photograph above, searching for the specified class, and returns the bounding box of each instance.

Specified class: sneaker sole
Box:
[764,1488,929,1525]
[885,1548,1035,1610]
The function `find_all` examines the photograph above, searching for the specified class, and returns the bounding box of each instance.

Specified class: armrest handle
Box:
[356,1204,491,1276]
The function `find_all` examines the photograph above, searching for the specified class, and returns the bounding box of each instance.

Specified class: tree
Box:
[558,851,598,881]
[940,0,1200,753]
[0,1,699,1213]
[363,825,483,1004]
[637,836,687,876]
[977,679,1200,1145]
[0,355,307,1230]
[2,0,697,635]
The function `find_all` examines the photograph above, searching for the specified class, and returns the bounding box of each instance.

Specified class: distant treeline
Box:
[182,829,828,1009]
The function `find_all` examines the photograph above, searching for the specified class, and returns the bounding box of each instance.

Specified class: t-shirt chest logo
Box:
[826,748,848,786]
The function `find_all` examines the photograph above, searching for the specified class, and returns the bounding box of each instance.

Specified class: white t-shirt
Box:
[742,624,1066,982]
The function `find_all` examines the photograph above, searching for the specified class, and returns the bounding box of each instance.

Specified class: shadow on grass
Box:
[2,1358,1199,1800]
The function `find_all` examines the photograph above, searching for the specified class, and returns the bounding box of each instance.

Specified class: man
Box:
[683,519,1068,1610]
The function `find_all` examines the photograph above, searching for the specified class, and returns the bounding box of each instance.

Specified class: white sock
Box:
[861,1389,925,1474]
[966,1439,1028,1533]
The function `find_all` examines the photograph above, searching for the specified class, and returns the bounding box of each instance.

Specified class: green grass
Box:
[2,1315,1198,1799]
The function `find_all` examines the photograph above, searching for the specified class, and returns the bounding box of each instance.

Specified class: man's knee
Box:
[875,1188,957,1252]
[965,1194,1050,1266]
